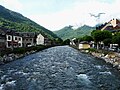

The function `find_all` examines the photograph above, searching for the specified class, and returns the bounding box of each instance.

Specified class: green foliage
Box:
[1,45,51,56]
[0,5,59,39]
[91,30,112,42]
[63,39,70,45]
[0,48,12,56]
[54,38,63,45]
[13,47,26,54]
[82,35,93,42]
[54,25,95,40]
[112,35,120,46]
[103,38,112,46]
[88,48,97,52]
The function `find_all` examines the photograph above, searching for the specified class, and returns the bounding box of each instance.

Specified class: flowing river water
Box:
[0,46,120,90]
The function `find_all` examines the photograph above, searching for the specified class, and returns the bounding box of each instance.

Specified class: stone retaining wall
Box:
[0,50,36,65]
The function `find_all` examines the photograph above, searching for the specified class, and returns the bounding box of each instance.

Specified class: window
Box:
[19,38,21,41]
[18,43,21,46]
[15,37,17,40]
[8,36,11,40]
[30,39,32,41]
[26,39,28,41]
[8,42,11,47]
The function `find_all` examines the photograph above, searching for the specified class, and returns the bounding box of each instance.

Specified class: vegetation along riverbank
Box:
[0,45,54,65]
[77,47,120,71]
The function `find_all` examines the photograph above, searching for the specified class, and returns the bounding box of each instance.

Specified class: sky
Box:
[0,0,120,31]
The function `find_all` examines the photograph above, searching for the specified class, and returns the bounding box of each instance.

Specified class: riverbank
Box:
[85,49,120,71]
[0,45,53,65]
[71,45,120,71]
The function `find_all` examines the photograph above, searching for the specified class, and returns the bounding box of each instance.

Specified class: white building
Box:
[6,32,23,48]
[13,36,22,47]
[79,41,90,49]
[36,34,44,45]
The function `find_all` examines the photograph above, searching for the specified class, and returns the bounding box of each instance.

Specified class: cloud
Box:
[1,0,120,31]
[29,0,118,31]
[0,0,23,11]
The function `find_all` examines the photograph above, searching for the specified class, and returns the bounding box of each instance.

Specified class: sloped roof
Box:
[80,41,89,44]
[101,18,120,31]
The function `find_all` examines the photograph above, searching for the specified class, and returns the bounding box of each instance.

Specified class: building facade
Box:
[17,32,36,47]
[6,31,23,48]
[36,34,44,45]
[79,41,90,49]
[0,27,50,50]
[101,19,120,32]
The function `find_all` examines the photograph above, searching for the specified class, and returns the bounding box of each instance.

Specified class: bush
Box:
[88,48,97,52]
[0,45,52,56]
[0,48,12,56]
[13,47,26,54]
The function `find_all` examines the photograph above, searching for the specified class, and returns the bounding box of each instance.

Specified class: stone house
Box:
[16,32,36,47]
[6,30,22,48]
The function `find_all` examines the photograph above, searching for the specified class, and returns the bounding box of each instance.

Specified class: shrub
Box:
[13,47,26,54]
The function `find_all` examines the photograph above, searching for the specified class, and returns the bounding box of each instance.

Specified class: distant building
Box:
[0,26,52,50]
[6,30,23,48]
[44,36,52,45]
[16,32,36,47]
[70,38,76,46]
[36,34,44,45]
[79,41,90,49]
[101,18,120,32]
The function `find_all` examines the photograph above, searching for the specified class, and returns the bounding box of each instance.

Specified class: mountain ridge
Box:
[0,5,59,39]
[54,25,95,40]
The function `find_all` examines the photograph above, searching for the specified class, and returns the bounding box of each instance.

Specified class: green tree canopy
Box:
[103,38,112,46]
[91,30,112,43]
[63,39,70,45]
[112,35,120,46]
[82,35,93,42]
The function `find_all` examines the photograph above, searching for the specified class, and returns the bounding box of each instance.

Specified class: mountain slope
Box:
[54,25,95,40]
[0,5,58,39]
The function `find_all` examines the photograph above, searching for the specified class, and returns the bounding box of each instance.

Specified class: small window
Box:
[15,37,17,40]
[26,39,28,41]
[18,43,21,46]
[8,36,11,40]
[19,38,21,41]
[30,39,32,41]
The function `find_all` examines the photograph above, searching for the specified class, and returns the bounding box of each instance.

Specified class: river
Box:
[0,46,120,90]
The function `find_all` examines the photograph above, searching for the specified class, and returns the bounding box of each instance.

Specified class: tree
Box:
[63,39,70,45]
[82,35,93,42]
[103,38,112,46]
[112,35,120,46]
[54,38,63,45]
[91,30,112,42]
[91,30,112,49]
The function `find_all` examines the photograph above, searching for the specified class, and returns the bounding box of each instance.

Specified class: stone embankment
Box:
[0,50,36,65]
[81,49,120,70]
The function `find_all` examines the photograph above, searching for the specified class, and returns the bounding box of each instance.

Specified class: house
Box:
[6,30,23,48]
[44,36,52,45]
[79,41,90,49]
[0,28,6,50]
[0,27,23,49]
[101,18,120,32]
[16,32,36,47]
[36,33,44,45]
